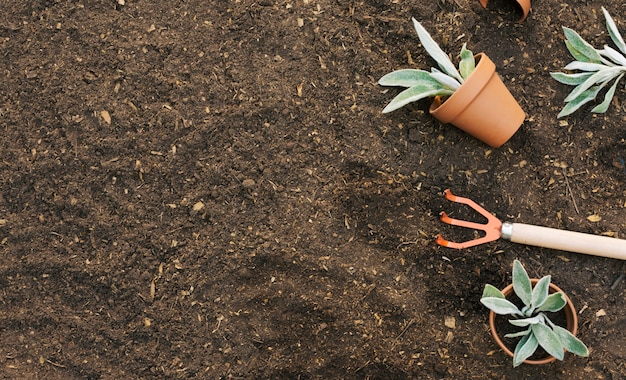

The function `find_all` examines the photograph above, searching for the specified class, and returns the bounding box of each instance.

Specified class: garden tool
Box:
[436,189,626,260]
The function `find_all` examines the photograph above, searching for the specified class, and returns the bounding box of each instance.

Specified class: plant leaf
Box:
[508,315,544,327]
[378,69,437,88]
[599,45,626,66]
[536,292,566,312]
[563,61,610,72]
[504,328,531,338]
[531,275,551,310]
[512,260,532,307]
[592,73,625,113]
[513,332,538,367]
[531,323,565,361]
[563,66,623,102]
[411,18,463,83]
[602,7,626,55]
[459,43,475,80]
[558,85,604,118]
[550,323,589,357]
[481,284,505,299]
[381,85,451,113]
[429,71,461,90]
[550,72,593,85]
[563,27,602,63]
[480,297,523,316]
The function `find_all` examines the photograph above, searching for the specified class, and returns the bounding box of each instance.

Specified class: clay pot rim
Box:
[428,53,493,121]
[479,0,532,23]
[488,278,578,365]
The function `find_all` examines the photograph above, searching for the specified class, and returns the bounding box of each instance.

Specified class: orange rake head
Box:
[435,189,503,249]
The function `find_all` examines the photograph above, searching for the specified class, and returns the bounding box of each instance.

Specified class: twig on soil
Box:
[562,170,580,214]
[354,360,371,373]
[45,358,66,368]
[394,319,415,341]
[360,284,376,302]
[610,273,624,290]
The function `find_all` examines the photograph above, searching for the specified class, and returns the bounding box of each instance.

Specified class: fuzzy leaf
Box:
[531,275,551,310]
[512,260,532,307]
[550,72,593,86]
[381,85,451,113]
[508,315,543,327]
[564,67,623,102]
[531,323,565,361]
[563,27,602,63]
[536,292,566,312]
[602,7,626,55]
[564,41,596,64]
[592,73,625,113]
[550,323,589,357]
[563,61,610,72]
[458,43,475,80]
[513,332,539,367]
[599,45,626,66]
[480,297,522,316]
[411,18,463,83]
[504,328,531,339]
[429,71,461,90]
[378,69,437,88]
[558,85,604,118]
[481,284,505,299]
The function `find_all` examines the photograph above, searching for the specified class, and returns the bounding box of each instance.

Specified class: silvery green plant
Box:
[551,7,626,118]
[481,260,588,367]
[379,18,476,113]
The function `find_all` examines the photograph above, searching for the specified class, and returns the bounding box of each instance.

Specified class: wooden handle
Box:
[505,222,626,260]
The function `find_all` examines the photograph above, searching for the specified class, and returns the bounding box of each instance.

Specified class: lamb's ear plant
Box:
[378,18,476,113]
[551,7,626,118]
[481,260,589,367]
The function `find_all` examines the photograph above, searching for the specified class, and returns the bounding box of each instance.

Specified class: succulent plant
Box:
[481,260,589,367]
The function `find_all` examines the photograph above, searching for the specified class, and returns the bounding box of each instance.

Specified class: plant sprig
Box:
[551,7,626,118]
[379,18,476,113]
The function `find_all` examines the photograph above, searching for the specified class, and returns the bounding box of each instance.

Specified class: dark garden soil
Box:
[1,0,625,379]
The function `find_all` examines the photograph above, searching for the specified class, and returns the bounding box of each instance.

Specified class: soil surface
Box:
[1,0,625,379]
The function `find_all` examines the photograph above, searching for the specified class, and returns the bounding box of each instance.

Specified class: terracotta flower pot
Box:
[479,0,532,23]
[429,53,525,148]
[488,279,579,365]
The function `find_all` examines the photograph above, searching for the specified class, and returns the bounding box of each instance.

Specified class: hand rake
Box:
[436,189,626,260]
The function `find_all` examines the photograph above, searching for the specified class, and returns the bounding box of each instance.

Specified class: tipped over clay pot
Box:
[429,53,525,148]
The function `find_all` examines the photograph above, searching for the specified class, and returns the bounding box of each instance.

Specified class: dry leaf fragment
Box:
[587,214,602,222]
[596,309,606,318]
[192,201,205,211]
[100,110,111,125]
[444,316,455,329]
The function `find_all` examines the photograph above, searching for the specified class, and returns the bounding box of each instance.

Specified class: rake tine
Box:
[436,189,503,249]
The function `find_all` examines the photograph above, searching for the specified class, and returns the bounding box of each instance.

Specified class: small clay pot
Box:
[479,0,532,23]
[429,53,525,148]
[488,279,579,365]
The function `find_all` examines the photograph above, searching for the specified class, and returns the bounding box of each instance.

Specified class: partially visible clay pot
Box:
[479,0,531,23]
[429,53,525,148]
[489,279,579,365]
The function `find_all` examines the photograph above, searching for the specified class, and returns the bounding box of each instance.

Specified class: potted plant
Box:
[481,260,589,367]
[551,7,626,118]
[478,0,532,23]
[379,18,525,148]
